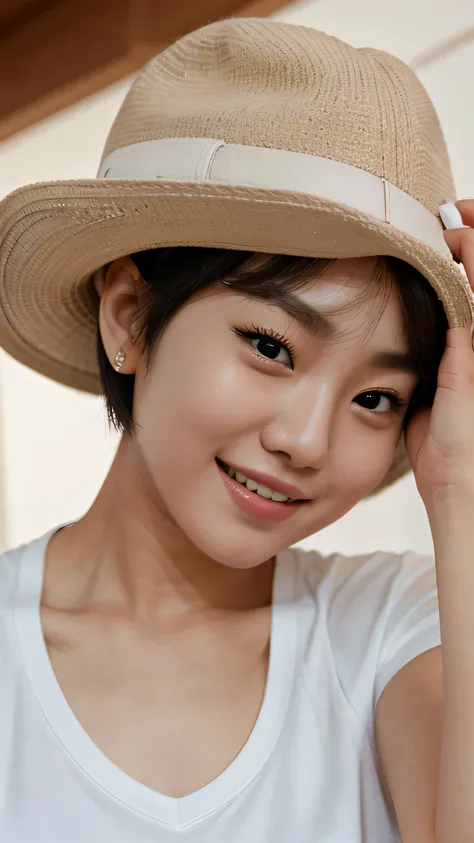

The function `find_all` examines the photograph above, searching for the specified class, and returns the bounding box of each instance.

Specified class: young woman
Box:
[0,17,473,843]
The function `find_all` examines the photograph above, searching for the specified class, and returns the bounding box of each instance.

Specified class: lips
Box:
[217,461,304,523]
[216,458,311,502]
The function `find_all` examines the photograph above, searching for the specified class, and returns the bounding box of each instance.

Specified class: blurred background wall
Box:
[0,0,473,555]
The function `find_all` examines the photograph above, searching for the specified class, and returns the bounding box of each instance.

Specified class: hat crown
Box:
[101,17,455,214]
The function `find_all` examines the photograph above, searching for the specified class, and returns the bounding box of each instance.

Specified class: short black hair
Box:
[94,247,447,436]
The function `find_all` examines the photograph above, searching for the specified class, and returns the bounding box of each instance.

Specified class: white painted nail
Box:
[439,203,469,229]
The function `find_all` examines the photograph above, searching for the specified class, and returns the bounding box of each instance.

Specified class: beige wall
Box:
[0,0,473,554]
[0,79,131,549]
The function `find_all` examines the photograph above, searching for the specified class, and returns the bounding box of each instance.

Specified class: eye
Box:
[250,335,292,367]
[232,326,406,414]
[233,325,295,369]
[355,390,406,415]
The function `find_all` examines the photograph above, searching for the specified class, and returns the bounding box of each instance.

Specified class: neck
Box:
[43,435,276,622]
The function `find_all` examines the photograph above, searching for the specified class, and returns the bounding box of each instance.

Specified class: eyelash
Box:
[233,323,297,364]
[232,323,407,415]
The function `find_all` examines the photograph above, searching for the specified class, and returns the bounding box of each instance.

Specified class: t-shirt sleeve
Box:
[309,546,442,721]
[373,551,441,707]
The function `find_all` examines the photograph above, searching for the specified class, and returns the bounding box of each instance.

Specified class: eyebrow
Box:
[252,289,418,375]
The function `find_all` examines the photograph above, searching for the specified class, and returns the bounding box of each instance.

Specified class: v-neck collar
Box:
[14,522,299,828]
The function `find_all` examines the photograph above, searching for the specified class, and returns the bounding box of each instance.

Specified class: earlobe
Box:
[98,255,149,376]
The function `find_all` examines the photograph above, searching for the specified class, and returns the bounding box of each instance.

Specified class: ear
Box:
[97,256,151,375]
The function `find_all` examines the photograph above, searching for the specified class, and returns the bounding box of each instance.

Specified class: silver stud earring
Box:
[114,349,126,371]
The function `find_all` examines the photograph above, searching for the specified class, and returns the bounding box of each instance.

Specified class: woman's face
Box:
[131,256,418,568]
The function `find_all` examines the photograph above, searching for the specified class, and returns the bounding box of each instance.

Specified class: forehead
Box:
[293,256,406,345]
[299,255,387,303]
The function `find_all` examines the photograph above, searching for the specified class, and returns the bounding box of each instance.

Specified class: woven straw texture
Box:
[0,17,473,496]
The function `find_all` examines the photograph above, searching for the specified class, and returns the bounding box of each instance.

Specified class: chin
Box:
[173,510,280,568]
[196,525,277,568]
[165,481,307,568]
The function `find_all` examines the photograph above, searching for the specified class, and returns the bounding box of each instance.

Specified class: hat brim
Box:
[0,177,472,494]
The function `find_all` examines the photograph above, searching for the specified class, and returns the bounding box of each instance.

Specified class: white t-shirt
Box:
[0,522,441,842]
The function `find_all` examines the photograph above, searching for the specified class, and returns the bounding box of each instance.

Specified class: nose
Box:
[259,384,333,470]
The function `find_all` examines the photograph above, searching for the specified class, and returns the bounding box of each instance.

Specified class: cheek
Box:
[331,423,401,498]
[136,339,269,446]
[132,342,267,480]
[286,433,399,544]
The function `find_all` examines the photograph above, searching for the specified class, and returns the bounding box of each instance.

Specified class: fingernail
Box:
[439,203,469,229]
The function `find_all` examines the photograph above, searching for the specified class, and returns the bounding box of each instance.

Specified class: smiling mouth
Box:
[215,458,307,504]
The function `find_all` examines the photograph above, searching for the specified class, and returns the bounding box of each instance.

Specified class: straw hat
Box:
[0,17,473,494]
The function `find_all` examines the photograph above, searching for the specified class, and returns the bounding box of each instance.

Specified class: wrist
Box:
[426,483,474,544]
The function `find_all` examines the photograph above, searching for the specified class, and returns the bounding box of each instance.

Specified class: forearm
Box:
[429,490,474,843]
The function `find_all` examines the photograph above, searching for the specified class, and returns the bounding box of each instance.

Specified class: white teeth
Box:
[255,484,272,499]
[224,464,292,502]
[271,490,292,502]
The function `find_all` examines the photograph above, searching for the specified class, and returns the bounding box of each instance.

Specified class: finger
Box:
[445,326,473,352]
[454,199,474,228]
[443,227,474,288]
[444,327,474,365]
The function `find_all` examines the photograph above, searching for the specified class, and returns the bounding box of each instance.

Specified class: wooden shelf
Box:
[0,0,290,140]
